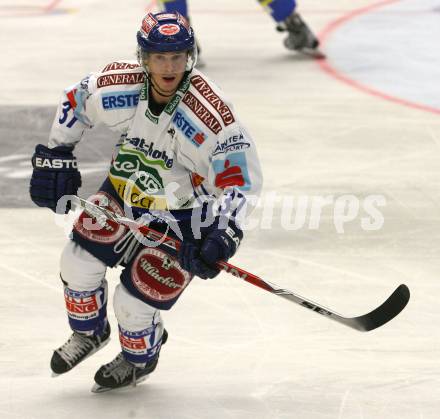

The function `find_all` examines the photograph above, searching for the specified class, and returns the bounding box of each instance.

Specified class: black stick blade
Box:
[345,284,410,332]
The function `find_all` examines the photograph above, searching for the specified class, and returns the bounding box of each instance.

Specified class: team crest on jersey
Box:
[131,248,192,302]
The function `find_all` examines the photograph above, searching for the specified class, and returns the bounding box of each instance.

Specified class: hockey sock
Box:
[118,324,164,366]
[63,280,108,336]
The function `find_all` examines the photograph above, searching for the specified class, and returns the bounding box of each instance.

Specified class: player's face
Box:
[146,51,188,95]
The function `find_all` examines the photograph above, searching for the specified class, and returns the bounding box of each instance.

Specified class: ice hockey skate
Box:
[277,12,325,59]
[50,322,111,375]
[91,329,168,393]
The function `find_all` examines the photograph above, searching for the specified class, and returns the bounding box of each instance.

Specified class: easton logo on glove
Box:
[29,144,82,213]
[34,157,78,170]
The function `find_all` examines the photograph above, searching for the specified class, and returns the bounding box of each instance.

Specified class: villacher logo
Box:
[131,248,191,302]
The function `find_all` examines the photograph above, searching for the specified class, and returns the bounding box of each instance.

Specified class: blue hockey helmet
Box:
[137,12,197,72]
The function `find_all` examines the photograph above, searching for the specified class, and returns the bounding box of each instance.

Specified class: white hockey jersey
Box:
[48,60,262,223]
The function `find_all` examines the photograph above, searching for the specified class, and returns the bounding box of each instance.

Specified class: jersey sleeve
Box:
[48,75,100,149]
[47,61,144,149]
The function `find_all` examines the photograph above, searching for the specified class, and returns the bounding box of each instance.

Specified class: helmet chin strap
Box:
[148,75,177,99]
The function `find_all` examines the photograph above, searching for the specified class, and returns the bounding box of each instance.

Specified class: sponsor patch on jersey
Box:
[126,138,174,169]
[212,132,251,156]
[102,62,140,72]
[131,248,191,302]
[182,91,222,134]
[74,192,128,244]
[212,152,251,191]
[173,109,206,147]
[109,146,169,210]
[191,75,235,126]
[101,91,139,110]
[97,72,145,88]
[158,23,180,36]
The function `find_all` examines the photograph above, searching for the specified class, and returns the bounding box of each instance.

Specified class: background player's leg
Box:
[158,0,188,17]
[257,0,320,51]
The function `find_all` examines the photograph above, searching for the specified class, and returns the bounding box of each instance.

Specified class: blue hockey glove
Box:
[30,144,81,213]
[178,219,243,279]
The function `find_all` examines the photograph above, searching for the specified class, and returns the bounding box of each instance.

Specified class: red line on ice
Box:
[43,0,63,13]
[316,0,440,115]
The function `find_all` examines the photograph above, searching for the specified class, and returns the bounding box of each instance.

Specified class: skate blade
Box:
[91,376,149,394]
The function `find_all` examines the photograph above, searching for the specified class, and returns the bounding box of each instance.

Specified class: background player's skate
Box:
[276,11,325,58]
[158,0,325,62]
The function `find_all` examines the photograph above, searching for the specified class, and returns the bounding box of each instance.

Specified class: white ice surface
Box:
[1,1,440,418]
[323,0,440,111]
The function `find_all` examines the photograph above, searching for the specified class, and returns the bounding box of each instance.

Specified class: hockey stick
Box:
[69,196,410,332]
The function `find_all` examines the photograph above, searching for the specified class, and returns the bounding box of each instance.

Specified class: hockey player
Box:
[29,12,262,392]
[158,0,320,58]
